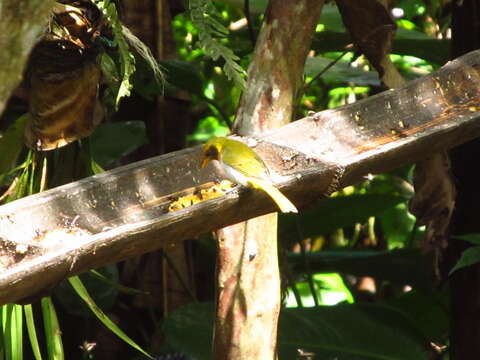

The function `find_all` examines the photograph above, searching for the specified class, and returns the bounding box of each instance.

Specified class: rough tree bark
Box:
[213,1,324,359]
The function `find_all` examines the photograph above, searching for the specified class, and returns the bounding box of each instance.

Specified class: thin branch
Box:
[243,0,256,46]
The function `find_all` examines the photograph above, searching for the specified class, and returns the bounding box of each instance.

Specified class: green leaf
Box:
[0,113,28,181]
[55,266,119,317]
[160,59,205,95]
[305,56,380,86]
[288,249,432,290]
[163,302,214,360]
[320,4,347,32]
[131,55,164,100]
[385,290,449,342]
[452,233,480,245]
[24,304,43,360]
[68,276,153,359]
[223,0,268,14]
[1,304,23,360]
[312,31,449,65]
[188,116,229,142]
[449,246,480,275]
[163,302,430,360]
[379,203,416,248]
[279,305,428,360]
[189,0,246,89]
[41,297,64,360]
[100,52,120,84]
[285,273,354,307]
[96,0,136,109]
[280,194,406,239]
[88,269,147,296]
[89,121,147,168]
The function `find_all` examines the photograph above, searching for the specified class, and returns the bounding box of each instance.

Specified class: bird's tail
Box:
[247,178,298,213]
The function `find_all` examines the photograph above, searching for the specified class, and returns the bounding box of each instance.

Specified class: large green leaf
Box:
[89,121,147,168]
[163,301,430,360]
[312,31,449,65]
[385,290,449,342]
[305,56,380,86]
[279,194,407,240]
[0,113,28,181]
[378,203,416,248]
[279,305,428,360]
[163,302,214,360]
[288,249,432,289]
[160,59,205,96]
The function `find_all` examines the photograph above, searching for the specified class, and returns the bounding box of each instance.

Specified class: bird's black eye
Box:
[205,145,219,160]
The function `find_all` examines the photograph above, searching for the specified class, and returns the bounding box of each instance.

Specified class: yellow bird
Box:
[200,137,298,213]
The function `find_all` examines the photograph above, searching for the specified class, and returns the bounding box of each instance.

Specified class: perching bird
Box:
[200,137,298,213]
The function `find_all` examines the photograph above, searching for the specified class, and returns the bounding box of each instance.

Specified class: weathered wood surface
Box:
[1,50,480,305]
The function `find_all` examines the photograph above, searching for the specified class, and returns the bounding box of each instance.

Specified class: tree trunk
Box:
[213,1,324,359]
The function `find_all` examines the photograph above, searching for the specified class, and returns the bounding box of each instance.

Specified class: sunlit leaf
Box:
[189,0,246,89]
[55,266,119,318]
[378,203,416,248]
[1,304,23,360]
[96,0,136,109]
[24,304,43,360]
[68,276,153,359]
[41,297,64,360]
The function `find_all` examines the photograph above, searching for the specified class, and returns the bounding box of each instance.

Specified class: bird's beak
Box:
[200,157,210,168]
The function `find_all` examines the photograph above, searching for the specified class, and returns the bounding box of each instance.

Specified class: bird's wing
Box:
[222,144,269,178]
[247,178,298,213]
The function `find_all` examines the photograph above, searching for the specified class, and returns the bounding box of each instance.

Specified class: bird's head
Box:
[200,137,225,168]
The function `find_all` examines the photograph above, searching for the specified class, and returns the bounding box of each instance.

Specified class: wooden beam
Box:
[1,50,480,305]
